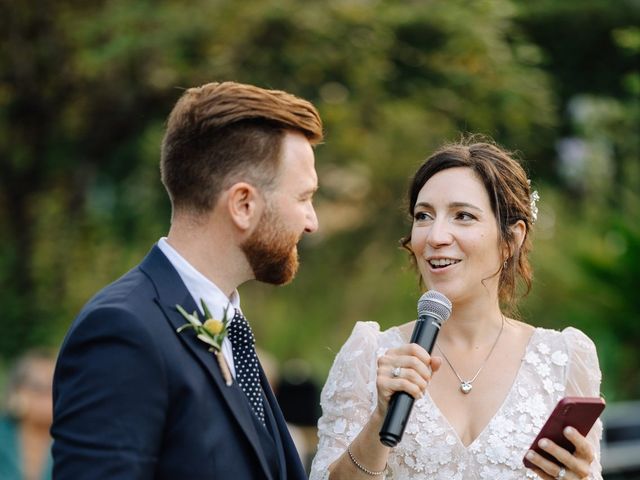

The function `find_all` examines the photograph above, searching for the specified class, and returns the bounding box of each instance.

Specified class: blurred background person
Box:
[277,359,322,474]
[257,349,322,474]
[0,349,55,480]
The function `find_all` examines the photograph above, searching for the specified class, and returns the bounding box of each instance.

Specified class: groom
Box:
[51,81,323,479]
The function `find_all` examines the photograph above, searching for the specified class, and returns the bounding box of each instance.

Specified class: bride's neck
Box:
[439,297,504,349]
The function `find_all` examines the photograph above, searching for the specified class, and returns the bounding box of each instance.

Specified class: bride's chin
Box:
[423,280,447,294]
[423,284,458,304]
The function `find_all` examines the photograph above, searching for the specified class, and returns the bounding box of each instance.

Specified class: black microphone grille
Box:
[417,290,452,323]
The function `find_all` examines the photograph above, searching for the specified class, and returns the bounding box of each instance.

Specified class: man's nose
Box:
[305,205,319,233]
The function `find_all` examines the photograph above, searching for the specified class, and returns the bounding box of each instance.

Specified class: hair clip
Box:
[528,180,539,224]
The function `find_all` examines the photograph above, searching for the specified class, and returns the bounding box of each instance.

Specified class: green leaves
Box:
[0,0,638,401]
[175,301,229,353]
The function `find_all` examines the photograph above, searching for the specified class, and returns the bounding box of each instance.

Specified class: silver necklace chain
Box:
[436,316,505,394]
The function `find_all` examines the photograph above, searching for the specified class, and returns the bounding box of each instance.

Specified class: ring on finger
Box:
[555,467,566,480]
[392,366,402,378]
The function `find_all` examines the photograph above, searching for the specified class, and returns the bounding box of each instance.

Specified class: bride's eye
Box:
[414,211,432,221]
[456,211,476,221]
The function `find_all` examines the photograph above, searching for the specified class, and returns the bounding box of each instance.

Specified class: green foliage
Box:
[0,0,638,399]
[524,187,640,401]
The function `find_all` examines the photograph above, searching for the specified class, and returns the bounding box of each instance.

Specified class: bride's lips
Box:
[426,257,461,271]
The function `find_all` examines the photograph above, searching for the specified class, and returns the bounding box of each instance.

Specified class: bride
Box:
[309,138,602,480]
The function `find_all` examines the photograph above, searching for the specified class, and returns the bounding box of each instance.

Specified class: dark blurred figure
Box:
[276,359,321,473]
[0,349,55,480]
[601,400,640,480]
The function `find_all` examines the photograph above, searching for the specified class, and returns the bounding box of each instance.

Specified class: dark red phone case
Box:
[523,396,606,469]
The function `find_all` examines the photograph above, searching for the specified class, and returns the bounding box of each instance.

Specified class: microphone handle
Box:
[379,315,441,447]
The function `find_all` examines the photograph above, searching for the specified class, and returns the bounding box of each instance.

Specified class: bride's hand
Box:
[375,344,441,417]
[525,427,595,480]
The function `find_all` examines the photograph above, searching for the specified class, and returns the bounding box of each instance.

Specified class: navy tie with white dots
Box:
[228,309,266,425]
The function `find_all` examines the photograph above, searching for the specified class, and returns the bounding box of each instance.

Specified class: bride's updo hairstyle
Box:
[401,136,536,307]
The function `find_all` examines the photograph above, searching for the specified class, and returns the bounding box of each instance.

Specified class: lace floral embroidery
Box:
[309,324,603,480]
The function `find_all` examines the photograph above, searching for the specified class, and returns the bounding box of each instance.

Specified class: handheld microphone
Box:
[379,290,452,447]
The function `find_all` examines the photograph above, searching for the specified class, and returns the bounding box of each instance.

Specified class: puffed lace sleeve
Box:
[562,327,603,479]
[309,321,383,480]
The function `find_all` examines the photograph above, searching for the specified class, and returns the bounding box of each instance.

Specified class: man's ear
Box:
[226,182,262,231]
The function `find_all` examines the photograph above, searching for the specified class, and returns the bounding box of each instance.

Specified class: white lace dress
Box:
[310,322,603,480]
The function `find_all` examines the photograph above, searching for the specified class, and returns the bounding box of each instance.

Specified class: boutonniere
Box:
[176,300,233,386]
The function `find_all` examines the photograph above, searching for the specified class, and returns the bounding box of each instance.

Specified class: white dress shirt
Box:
[158,237,240,378]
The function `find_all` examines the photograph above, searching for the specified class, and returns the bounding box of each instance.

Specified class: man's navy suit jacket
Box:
[51,245,307,480]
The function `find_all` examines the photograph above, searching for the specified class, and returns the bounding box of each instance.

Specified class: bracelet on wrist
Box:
[347,445,387,477]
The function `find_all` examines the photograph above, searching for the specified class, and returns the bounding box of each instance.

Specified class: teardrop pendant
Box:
[460,382,473,394]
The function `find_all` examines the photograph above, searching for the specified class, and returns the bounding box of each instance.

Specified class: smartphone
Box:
[523,396,606,469]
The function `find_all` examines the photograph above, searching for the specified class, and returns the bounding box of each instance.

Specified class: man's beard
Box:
[241,207,300,285]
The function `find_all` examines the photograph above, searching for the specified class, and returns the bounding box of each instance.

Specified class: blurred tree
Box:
[514,0,640,180]
[0,0,554,360]
[0,0,637,402]
[515,0,640,400]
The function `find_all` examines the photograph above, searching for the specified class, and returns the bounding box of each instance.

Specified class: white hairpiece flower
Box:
[528,180,539,224]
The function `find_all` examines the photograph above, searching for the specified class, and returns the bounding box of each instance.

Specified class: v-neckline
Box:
[390,325,540,450]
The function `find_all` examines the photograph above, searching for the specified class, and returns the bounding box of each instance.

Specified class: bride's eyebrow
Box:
[449,201,484,213]
[414,201,484,213]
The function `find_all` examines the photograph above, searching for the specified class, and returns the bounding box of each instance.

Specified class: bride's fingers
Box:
[376,371,425,400]
[565,427,595,465]
[430,356,442,373]
[536,428,592,478]
[390,377,425,399]
[524,449,566,480]
[376,360,434,403]
[380,345,435,381]
[387,365,428,392]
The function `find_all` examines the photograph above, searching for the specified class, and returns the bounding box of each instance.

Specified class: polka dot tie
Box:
[228,309,265,425]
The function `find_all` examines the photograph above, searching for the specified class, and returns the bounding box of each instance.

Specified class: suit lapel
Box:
[139,245,275,480]
[259,368,287,480]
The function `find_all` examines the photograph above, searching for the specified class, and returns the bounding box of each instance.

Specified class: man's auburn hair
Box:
[161,81,323,214]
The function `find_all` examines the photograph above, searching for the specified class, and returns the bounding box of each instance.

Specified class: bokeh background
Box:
[1,0,639,470]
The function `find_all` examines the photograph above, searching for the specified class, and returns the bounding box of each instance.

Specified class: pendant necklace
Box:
[436,316,505,394]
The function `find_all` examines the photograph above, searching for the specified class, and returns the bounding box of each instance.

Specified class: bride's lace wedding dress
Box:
[310,322,602,480]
